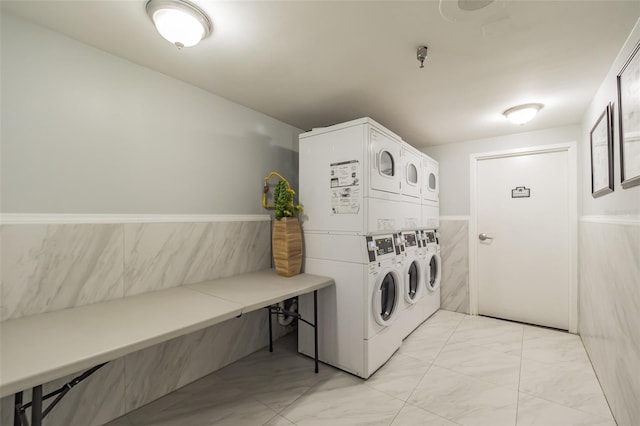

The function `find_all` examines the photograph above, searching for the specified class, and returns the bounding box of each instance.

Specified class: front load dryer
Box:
[299,232,404,379]
[299,117,420,235]
[422,154,440,230]
[421,229,441,321]
[400,145,423,230]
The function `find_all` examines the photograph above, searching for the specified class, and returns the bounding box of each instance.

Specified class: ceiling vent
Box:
[439,0,507,23]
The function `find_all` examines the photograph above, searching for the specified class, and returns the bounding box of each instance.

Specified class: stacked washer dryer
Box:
[298,117,439,378]
[420,155,442,322]
[395,143,432,338]
[422,155,440,230]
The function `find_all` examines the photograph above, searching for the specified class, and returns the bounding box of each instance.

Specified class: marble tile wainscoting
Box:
[579,217,640,426]
[438,218,470,314]
[0,215,290,426]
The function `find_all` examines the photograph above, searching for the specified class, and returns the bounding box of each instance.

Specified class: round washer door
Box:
[404,259,423,304]
[427,253,441,291]
[373,269,401,326]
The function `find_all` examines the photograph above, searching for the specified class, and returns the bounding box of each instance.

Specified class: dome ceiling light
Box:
[146,0,212,49]
[503,103,544,125]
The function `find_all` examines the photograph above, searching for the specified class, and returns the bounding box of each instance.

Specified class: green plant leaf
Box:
[274,180,293,220]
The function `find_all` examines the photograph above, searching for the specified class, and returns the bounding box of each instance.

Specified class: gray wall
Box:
[0,218,284,426]
[577,18,640,426]
[1,13,301,215]
[422,125,580,216]
[0,13,299,426]
[579,20,640,216]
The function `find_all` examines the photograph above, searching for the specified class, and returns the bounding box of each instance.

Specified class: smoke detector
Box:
[439,0,506,23]
[458,0,494,11]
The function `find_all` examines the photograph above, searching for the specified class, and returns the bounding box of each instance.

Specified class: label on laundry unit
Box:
[405,217,419,228]
[377,218,395,230]
[330,160,360,214]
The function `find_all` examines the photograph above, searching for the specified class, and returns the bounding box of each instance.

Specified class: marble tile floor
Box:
[106,310,616,426]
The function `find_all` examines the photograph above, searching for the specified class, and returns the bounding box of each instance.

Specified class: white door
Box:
[370,129,401,194]
[476,149,570,330]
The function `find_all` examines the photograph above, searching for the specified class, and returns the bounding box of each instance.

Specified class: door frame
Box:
[469,142,578,333]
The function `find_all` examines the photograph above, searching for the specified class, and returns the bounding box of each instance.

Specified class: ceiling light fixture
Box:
[146,0,212,49]
[503,103,544,125]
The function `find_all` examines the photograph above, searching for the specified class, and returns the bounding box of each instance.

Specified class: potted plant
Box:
[263,173,303,277]
[273,180,302,221]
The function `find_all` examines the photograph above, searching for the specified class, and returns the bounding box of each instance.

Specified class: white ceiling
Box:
[2,0,639,147]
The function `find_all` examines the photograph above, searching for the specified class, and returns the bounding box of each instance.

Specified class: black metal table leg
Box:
[314,290,319,373]
[32,385,43,426]
[268,305,273,352]
[14,392,23,426]
[11,363,108,426]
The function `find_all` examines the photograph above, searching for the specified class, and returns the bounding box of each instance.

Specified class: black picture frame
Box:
[617,40,640,189]
[590,104,614,198]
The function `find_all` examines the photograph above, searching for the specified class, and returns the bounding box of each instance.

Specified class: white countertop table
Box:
[1,269,334,426]
[187,270,334,313]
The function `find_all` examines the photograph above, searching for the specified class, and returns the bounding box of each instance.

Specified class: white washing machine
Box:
[421,229,441,321]
[396,230,427,338]
[299,117,421,235]
[422,154,440,230]
[299,232,405,379]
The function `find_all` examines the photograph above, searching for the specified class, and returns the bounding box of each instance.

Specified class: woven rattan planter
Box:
[272,217,302,277]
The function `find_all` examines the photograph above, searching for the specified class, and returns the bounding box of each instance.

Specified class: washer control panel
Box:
[404,232,417,247]
[425,231,436,244]
[376,237,395,255]
[365,234,400,263]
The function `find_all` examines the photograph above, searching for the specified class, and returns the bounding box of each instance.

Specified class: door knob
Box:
[478,233,493,241]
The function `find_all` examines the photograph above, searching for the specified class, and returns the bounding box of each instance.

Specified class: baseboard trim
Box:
[579,215,640,226]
